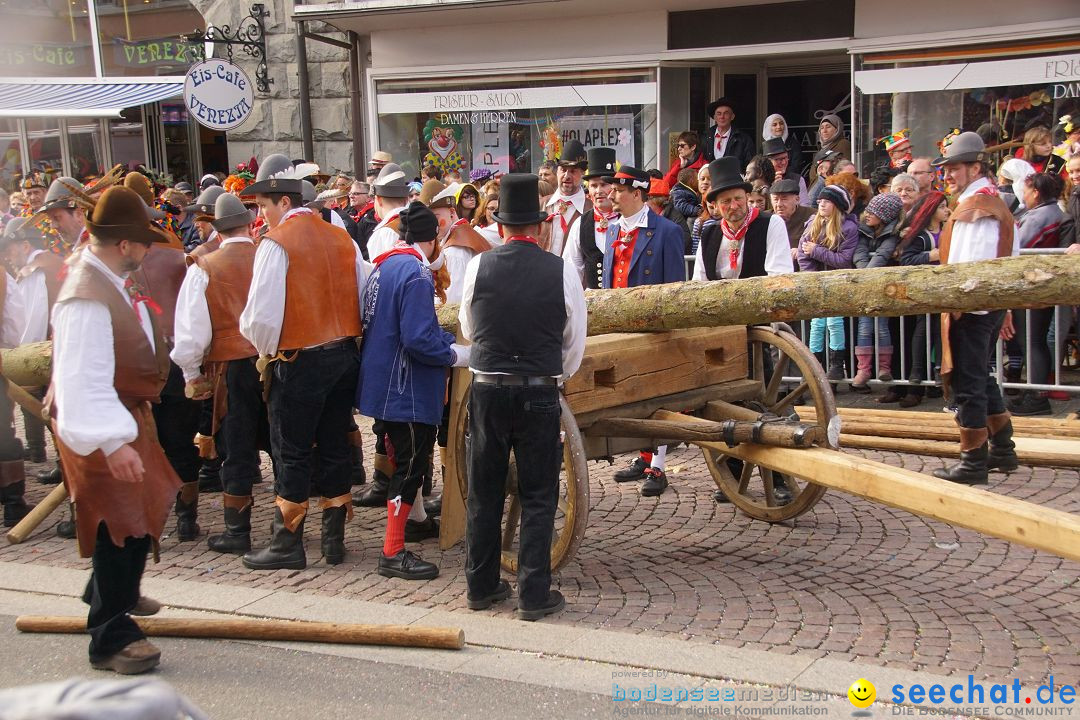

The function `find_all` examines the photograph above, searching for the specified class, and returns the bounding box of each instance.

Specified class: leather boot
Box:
[23,413,46,464]
[876,347,894,383]
[851,346,874,391]
[986,412,1019,473]
[932,427,989,485]
[173,481,200,541]
[826,350,846,382]
[37,463,62,485]
[320,494,351,565]
[349,430,367,486]
[352,452,391,507]
[207,494,252,554]
[242,499,307,570]
[56,501,76,539]
[0,460,30,528]
[197,456,223,493]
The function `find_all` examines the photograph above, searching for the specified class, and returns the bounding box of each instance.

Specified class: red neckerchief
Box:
[721,205,760,270]
[594,209,618,233]
[974,185,999,197]
[123,277,163,316]
[507,235,539,246]
[552,197,574,236]
[373,246,424,266]
[612,227,638,251]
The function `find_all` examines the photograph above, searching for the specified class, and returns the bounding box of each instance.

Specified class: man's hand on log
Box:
[106,445,145,484]
[185,376,213,401]
[1000,311,1016,341]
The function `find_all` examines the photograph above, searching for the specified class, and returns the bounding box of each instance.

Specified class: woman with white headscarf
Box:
[996,158,1036,216]
[762,113,804,178]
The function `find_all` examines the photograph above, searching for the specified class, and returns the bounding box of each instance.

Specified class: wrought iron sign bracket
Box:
[183,4,273,93]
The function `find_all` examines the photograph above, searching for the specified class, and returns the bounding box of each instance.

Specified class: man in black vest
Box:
[459,174,586,621]
[562,147,617,289]
[692,157,795,505]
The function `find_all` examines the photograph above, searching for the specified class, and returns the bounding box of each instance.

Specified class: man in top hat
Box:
[182,185,226,256]
[600,166,686,497]
[931,131,1019,486]
[0,220,28,527]
[48,184,182,674]
[171,193,266,555]
[562,147,618,289]
[541,139,592,257]
[701,98,754,171]
[763,138,810,205]
[366,163,412,260]
[358,201,468,580]
[239,153,368,570]
[769,178,815,253]
[459,173,586,620]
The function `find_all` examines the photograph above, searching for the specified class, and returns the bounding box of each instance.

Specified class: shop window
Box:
[110,106,147,170]
[95,0,205,77]
[23,118,62,177]
[0,0,93,77]
[375,71,658,180]
[67,117,106,184]
[0,120,23,193]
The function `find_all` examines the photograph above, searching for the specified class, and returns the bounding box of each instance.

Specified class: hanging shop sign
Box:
[556,114,635,167]
[183,58,254,131]
[379,82,656,114]
[854,53,1080,95]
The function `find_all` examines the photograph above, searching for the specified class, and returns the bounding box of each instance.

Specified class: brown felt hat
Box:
[85,186,174,246]
[123,172,156,207]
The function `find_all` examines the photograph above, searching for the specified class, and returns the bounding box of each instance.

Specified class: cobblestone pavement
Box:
[4,416,1078,688]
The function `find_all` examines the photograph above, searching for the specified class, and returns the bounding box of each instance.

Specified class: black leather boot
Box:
[932,428,989,485]
[207,494,252,554]
[423,495,442,518]
[37,464,62,485]
[242,504,307,570]
[1,479,31,528]
[350,443,367,486]
[173,481,200,541]
[321,505,348,565]
[352,453,390,507]
[197,456,223,493]
[986,413,1019,473]
[56,501,76,538]
[826,350,846,382]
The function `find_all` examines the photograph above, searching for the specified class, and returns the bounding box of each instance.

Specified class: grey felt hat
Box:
[211,192,256,232]
[372,163,410,198]
[246,153,316,195]
[184,185,226,217]
[932,131,987,166]
[36,176,82,214]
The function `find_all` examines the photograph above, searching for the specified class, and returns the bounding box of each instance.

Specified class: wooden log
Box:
[0,342,51,387]
[586,416,821,448]
[837,433,1080,469]
[655,410,1080,562]
[6,483,67,544]
[436,254,1080,336]
[16,615,466,650]
[796,407,1080,440]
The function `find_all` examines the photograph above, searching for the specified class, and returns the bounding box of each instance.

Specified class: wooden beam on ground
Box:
[655,410,1080,563]
[837,433,1080,469]
[16,616,465,650]
[797,406,1080,440]
[586,416,821,448]
[6,483,67,544]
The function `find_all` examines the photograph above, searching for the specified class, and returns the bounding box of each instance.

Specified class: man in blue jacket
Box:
[601,165,686,496]
[357,201,469,580]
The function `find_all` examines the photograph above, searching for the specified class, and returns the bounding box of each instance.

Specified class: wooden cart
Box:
[439,323,841,572]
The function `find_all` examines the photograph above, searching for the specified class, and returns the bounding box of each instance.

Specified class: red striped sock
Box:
[639,451,653,464]
[383,498,411,557]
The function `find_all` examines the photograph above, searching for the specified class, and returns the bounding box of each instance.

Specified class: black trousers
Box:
[220,357,267,496]
[269,343,359,504]
[949,311,1007,429]
[465,382,561,609]
[82,522,149,660]
[152,363,201,485]
[382,420,436,505]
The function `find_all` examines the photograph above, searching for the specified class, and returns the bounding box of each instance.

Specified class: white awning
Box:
[854,53,1080,95]
[0,77,185,118]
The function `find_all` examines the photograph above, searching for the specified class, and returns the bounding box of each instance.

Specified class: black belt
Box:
[300,338,354,352]
[473,373,558,387]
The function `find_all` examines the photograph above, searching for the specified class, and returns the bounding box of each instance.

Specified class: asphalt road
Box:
[0,614,628,719]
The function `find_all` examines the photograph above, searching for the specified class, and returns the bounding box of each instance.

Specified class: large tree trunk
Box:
[437,254,1080,335]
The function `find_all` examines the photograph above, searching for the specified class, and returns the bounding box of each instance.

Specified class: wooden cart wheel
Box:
[701,323,839,523]
[454,394,589,573]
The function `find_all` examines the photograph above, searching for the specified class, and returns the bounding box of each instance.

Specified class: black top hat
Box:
[706,97,735,119]
[583,147,617,180]
[601,166,651,190]
[705,157,751,201]
[557,140,588,168]
[490,174,548,226]
[762,138,787,157]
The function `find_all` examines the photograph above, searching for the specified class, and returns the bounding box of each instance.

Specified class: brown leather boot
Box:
[933,427,989,485]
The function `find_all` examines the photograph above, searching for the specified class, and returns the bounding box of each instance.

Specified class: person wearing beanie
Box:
[357,201,470,581]
[239,153,368,570]
[852,192,904,394]
[798,184,858,383]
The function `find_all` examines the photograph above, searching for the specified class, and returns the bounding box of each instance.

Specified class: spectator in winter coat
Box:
[664,132,708,191]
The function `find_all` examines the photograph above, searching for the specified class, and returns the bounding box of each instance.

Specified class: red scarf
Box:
[123,277,163,316]
[721,205,759,270]
[593,209,618,233]
[506,235,539,246]
[373,246,424,266]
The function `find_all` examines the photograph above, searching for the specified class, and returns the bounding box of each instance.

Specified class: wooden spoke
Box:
[764,352,791,404]
[770,380,808,416]
[762,468,776,507]
[738,461,752,494]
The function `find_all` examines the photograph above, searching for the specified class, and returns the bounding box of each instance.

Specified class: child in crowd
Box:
[851,192,904,391]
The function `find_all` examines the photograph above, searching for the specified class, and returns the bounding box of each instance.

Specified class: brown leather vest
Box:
[186,234,223,266]
[270,214,362,350]
[444,223,493,255]
[53,255,170,407]
[195,240,257,361]
[938,192,1016,265]
[24,251,65,309]
[133,245,186,340]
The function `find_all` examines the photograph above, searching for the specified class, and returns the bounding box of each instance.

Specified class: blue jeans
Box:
[809,316,845,353]
[856,316,892,348]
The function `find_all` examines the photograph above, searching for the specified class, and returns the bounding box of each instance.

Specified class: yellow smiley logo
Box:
[848,678,876,709]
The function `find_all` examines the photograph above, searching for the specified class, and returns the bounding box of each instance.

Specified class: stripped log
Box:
[6,484,68,544]
[838,433,1080,469]
[586,416,822,448]
[797,406,1080,440]
[16,615,465,650]
[656,410,1080,563]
